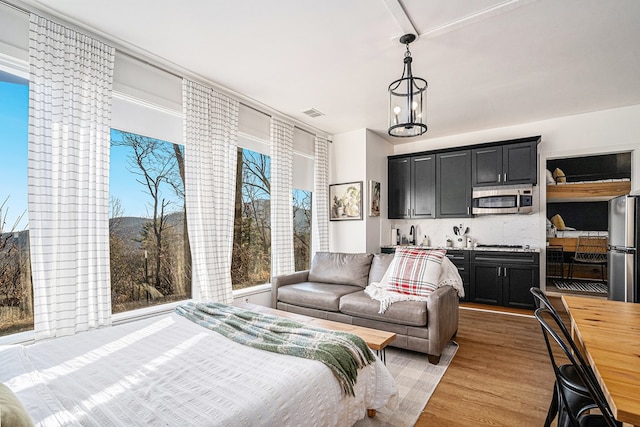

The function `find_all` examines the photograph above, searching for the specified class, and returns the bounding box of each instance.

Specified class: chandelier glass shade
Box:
[388,34,428,137]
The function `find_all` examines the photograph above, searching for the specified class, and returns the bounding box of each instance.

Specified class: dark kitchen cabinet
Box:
[436,150,472,218]
[388,154,435,219]
[388,157,411,219]
[472,139,538,187]
[470,251,540,309]
[445,249,470,302]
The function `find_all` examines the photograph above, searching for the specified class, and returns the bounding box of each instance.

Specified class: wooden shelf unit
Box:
[548,237,578,252]
[546,180,631,202]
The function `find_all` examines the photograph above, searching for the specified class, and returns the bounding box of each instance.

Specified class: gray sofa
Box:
[271,252,459,364]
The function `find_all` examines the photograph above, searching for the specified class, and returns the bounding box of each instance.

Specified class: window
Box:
[293,189,312,271]
[109,129,190,313]
[232,148,271,289]
[0,71,32,336]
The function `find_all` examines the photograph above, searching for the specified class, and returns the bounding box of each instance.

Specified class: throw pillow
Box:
[387,248,446,297]
[0,383,34,427]
[551,213,566,231]
[545,169,555,184]
[552,167,566,183]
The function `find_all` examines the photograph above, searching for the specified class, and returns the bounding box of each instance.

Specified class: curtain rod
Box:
[2,0,330,139]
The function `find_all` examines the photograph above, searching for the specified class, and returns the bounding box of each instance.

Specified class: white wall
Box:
[329,129,368,252]
[365,130,393,253]
[329,104,639,291]
[328,129,394,253]
[387,104,640,251]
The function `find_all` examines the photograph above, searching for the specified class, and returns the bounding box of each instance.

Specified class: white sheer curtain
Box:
[270,117,295,277]
[28,14,115,339]
[183,79,239,303]
[312,135,330,256]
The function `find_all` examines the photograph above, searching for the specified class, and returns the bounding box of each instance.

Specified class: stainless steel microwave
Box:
[472,186,534,215]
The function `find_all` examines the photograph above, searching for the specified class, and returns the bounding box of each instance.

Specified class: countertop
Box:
[381,245,541,253]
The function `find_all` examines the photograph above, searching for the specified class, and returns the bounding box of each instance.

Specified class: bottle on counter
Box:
[422,235,430,246]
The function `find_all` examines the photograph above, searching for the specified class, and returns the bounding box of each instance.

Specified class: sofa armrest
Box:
[271,270,310,308]
[426,286,459,358]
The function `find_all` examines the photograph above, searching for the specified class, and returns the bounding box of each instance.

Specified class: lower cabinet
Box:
[445,249,470,302]
[470,251,540,309]
[378,247,540,309]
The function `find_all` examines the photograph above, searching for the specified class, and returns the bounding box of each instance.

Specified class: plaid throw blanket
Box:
[175,302,375,396]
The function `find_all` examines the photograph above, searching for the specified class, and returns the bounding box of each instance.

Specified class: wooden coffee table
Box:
[236,302,396,363]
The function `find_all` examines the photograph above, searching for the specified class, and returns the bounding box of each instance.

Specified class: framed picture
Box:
[329,181,363,221]
[369,180,380,217]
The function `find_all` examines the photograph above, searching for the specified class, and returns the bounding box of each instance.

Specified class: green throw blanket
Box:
[175,302,375,396]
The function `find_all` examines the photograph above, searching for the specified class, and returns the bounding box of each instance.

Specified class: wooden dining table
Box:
[561,295,640,427]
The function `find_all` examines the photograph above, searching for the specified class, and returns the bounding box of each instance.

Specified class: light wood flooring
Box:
[415,302,563,426]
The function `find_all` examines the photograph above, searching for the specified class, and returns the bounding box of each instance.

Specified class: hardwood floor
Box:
[415,304,558,426]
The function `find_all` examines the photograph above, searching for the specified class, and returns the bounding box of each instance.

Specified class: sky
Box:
[109,129,183,219]
[0,79,29,231]
[0,77,183,233]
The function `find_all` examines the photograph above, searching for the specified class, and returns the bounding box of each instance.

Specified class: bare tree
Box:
[0,197,31,330]
[170,144,191,296]
[111,133,176,294]
[231,149,272,287]
[242,152,270,253]
[232,149,246,284]
[292,190,312,271]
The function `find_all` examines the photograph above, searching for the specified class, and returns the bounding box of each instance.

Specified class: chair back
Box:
[529,288,592,369]
[534,308,619,427]
[573,236,608,263]
[530,286,555,310]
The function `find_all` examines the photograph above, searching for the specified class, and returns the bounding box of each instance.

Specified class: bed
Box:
[0,306,398,426]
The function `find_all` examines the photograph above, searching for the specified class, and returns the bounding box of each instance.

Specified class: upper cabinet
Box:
[472,138,539,187]
[388,136,540,219]
[412,155,436,218]
[388,154,435,219]
[388,157,411,219]
[436,150,472,218]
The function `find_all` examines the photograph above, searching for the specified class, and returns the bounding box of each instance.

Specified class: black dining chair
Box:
[530,287,595,427]
[534,308,621,427]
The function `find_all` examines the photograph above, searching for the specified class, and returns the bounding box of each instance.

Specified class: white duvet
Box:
[0,313,397,426]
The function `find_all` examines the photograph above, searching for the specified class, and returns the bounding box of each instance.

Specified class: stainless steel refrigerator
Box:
[608,194,640,302]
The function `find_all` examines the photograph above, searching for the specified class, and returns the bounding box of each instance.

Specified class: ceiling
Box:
[20,0,640,144]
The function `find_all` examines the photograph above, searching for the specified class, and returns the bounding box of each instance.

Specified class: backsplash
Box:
[385,214,540,249]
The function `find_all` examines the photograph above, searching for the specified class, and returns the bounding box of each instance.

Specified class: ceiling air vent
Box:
[302,108,324,118]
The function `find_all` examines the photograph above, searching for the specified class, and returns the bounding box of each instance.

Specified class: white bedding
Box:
[554,230,608,238]
[0,313,397,426]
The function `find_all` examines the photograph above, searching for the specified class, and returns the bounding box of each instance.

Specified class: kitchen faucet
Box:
[409,225,415,245]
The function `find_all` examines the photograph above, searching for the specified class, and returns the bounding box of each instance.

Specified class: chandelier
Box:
[388,34,428,137]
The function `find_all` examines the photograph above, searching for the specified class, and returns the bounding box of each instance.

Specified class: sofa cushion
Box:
[308,252,374,288]
[339,290,427,327]
[368,253,394,285]
[388,248,446,297]
[277,282,362,312]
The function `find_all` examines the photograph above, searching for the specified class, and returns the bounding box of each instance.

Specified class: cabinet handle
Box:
[467,206,470,215]
[407,208,410,216]
[497,266,501,276]
[503,267,508,277]
[498,174,501,183]
[504,173,507,182]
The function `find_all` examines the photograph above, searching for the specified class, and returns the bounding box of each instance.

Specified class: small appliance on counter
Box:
[390,228,400,245]
[608,194,639,303]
